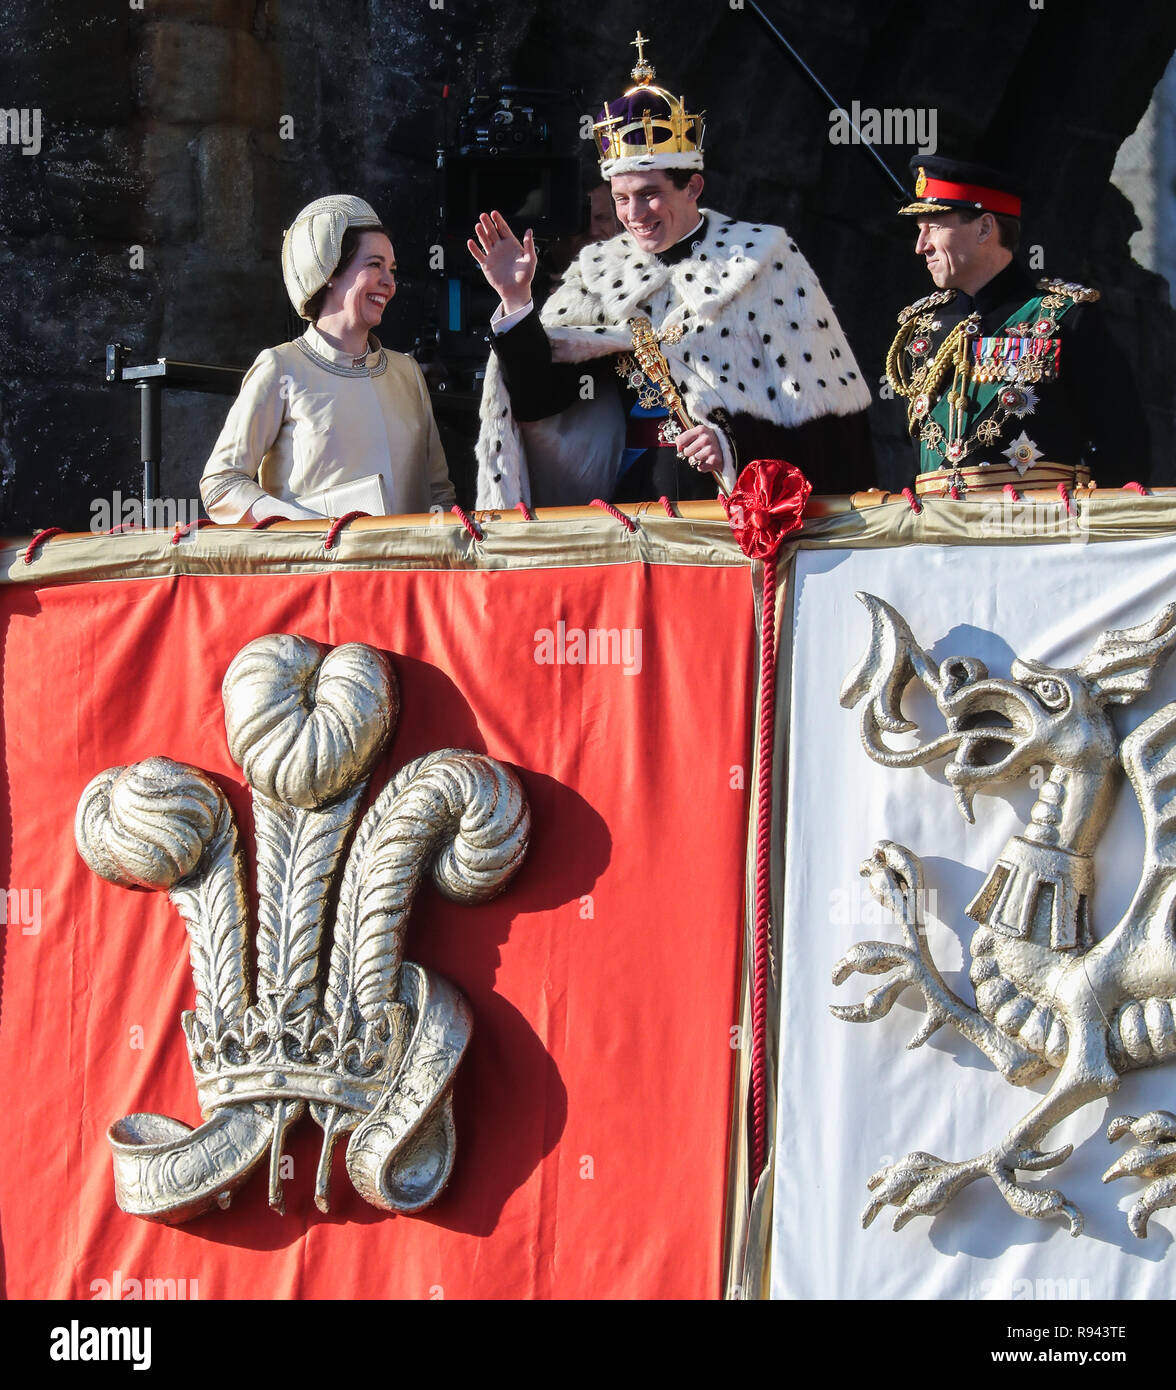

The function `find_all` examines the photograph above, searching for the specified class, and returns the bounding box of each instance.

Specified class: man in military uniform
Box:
[886,155,1150,496]
[469,33,874,509]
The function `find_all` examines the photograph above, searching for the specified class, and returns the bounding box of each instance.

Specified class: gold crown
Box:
[593,31,705,171]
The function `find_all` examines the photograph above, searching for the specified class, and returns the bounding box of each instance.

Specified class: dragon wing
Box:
[1117,702,1176,920]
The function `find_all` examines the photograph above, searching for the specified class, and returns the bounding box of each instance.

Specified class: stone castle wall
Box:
[1,0,1173,532]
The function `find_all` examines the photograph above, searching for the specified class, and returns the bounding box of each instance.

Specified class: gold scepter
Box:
[628,315,732,498]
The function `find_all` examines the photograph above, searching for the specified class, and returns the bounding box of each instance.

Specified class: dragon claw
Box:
[859,842,926,922]
[1107,1110,1176,1146]
[906,1014,946,1049]
[861,1151,962,1229]
[1011,1144,1072,1173]
[1105,1114,1137,1144]
[1122,1177,1176,1240]
[834,842,955,1033]
[1127,1203,1152,1240]
[831,940,910,986]
[860,1146,1082,1233]
[1103,1112,1176,1237]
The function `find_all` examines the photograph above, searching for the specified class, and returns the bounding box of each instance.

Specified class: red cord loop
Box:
[171,518,215,545]
[901,487,922,514]
[947,485,960,501]
[1003,482,1021,503]
[515,502,535,521]
[251,515,285,530]
[323,510,369,549]
[23,527,65,563]
[1057,483,1075,516]
[1124,481,1149,495]
[658,495,677,517]
[589,498,637,532]
[450,504,484,541]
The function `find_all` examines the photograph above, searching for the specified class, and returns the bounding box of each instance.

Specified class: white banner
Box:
[772,533,1176,1300]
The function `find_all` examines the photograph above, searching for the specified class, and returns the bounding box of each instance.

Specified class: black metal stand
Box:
[105,345,244,504]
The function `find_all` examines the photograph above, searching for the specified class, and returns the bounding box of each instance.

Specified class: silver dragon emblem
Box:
[834,593,1176,1238]
[74,634,529,1225]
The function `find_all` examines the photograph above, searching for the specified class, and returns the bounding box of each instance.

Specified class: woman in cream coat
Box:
[201,194,455,523]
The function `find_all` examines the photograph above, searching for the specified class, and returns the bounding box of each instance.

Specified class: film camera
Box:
[428,78,585,380]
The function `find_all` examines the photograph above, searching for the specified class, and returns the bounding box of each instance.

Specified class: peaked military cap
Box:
[899,155,1023,218]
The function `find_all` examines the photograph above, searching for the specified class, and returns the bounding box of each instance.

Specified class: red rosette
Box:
[726,458,812,559]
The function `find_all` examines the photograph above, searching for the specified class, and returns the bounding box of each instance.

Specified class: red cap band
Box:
[921,177,1021,217]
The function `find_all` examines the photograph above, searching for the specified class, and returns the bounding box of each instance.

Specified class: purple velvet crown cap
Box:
[597,88,699,156]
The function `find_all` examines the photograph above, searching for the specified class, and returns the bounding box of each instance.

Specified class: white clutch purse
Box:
[297,473,389,518]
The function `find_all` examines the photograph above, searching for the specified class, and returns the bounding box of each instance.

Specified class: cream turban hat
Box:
[281,194,383,320]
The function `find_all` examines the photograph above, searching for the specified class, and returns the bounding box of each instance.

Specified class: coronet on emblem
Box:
[75,634,530,1225]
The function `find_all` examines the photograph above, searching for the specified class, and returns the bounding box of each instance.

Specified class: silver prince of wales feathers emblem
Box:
[833,593,1176,1239]
[75,634,530,1224]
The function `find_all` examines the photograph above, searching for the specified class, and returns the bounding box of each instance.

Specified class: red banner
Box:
[0,557,754,1299]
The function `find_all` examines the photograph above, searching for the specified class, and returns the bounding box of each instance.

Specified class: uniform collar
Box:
[960,261,1034,317]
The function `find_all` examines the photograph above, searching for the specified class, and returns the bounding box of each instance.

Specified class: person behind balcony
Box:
[885,155,1150,498]
[201,194,455,523]
[468,33,874,508]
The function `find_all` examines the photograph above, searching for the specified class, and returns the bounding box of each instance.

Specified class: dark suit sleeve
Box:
[724,408,876,495]
[1062,305,1151,486]
[490,311,591,421]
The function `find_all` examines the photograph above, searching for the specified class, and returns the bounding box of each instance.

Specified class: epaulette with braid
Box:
[897,288,956,326]
[1036,277,1100,305]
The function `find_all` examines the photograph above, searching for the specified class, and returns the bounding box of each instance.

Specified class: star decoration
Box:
[1000,384,1039,419]
[1003,430,1044,475]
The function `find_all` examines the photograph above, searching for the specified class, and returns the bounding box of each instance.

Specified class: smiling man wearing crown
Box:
[887,154,1150,496]
[468,33,874,508]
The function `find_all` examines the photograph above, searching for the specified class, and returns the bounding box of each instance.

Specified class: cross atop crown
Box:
[630,29,654,84]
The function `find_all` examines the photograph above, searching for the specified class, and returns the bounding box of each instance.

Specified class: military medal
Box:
[888,275,1090,472]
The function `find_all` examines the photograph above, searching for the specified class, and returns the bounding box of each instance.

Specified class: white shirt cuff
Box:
[491,301,535,335]
[707,416,738,491]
